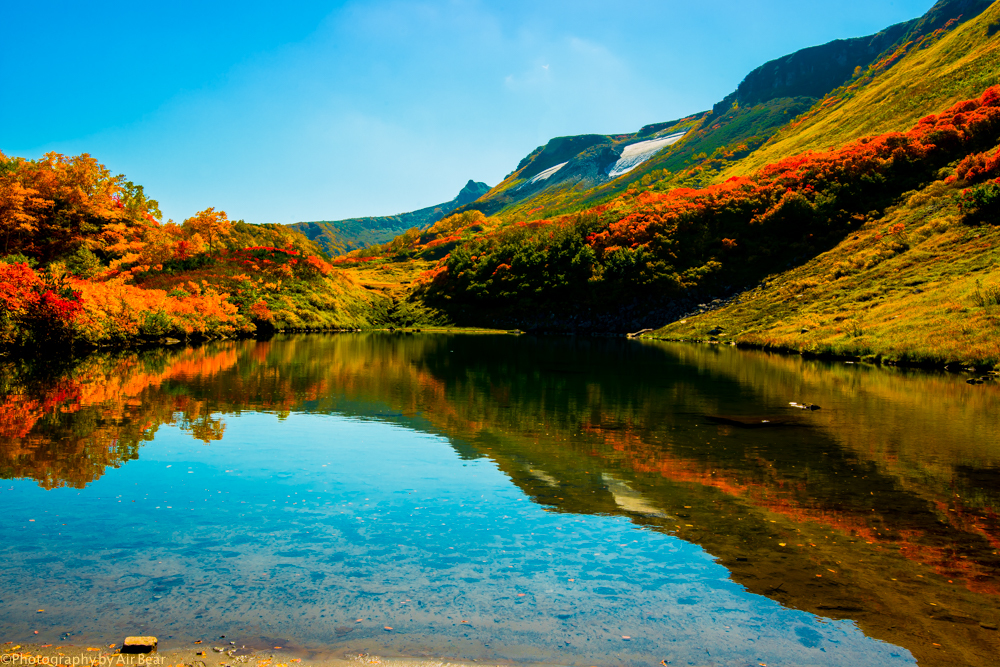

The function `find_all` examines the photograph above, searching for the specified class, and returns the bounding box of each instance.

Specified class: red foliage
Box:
[304,255,333,275]
[589,86,1000,254]
[955,146,1000,183]
[0,262,83,345]
[37,289,83,322]
[0,262,44,316]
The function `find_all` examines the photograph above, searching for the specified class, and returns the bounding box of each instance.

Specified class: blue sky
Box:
[2,0,934,223]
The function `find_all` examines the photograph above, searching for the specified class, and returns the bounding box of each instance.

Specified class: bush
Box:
[972,279,1000,307]
[957,180,1000,223]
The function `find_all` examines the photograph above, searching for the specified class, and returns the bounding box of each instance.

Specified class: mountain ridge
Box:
[289,179,490,255]
[453,0,994,223]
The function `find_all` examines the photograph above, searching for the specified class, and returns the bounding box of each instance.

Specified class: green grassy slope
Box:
[458,0,993,224]
[646,177,1000,367]
[727,2,1000,178]
[644,4,1000,367]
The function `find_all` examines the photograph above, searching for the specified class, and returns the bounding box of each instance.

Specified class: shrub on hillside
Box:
[417,85,1000,315]
[957,179,1000,223]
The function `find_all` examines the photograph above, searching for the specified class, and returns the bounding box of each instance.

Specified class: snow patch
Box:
[520,161,568,189]
[607,131,687,178]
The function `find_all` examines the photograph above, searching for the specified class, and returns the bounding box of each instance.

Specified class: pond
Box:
[1,334,998,667]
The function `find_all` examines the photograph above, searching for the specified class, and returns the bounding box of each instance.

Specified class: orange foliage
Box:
[0,151,129,261]
[72,277,242,343]
[0,151,345,348]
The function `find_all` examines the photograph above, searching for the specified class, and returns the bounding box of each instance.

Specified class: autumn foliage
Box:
[0,150,357,349]
[415,86,1000,316]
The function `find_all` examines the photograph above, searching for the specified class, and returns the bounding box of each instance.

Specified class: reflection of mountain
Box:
[2,335,999,666]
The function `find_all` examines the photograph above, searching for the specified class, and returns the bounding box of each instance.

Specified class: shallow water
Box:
[1,334,998,666]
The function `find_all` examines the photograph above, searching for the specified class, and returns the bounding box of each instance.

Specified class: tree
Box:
[182,207,232,253]
[0,167,44,255]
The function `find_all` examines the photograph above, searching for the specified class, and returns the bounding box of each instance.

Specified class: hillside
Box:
[335,0,1000,367]
[646,1,1000,366]
[3,0,1000,366]
[726,0,1000,177]
[0,152,395,351]
[457,0,994,223]
[289,179,490,255]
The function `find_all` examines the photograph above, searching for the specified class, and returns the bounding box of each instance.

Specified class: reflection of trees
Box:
[0,335,457,489]
[405,337,1000,667]
[2,334,999,666]
[185,414,226,443]
[0,346,246,488]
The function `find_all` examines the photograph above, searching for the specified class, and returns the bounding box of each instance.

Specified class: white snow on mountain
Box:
[519,161,568,189]
[607,131,687,178]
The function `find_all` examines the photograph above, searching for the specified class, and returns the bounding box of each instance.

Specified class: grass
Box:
[647,177,1000,368]
[338,256,453,327]
[972,277,1000,307]
[724,4,1000,179]
[322,6,1000,367]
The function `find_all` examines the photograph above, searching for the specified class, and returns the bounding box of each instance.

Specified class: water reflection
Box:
[1,334,998,666]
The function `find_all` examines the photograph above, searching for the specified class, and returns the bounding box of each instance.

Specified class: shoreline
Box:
[0,643,526,667]
[0,327,522,362]
[637,334,1000,374]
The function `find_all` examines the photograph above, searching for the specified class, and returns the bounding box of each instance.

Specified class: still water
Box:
[1,334,998,666]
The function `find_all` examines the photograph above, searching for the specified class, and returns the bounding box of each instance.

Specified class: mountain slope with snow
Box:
[453,0,993,222]
[607,132,688,178]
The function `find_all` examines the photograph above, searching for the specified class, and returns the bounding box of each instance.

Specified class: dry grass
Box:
[723,5,1000,179]
[650,177,1000,367]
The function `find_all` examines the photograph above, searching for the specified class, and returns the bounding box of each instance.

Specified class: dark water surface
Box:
[1,334,998,666]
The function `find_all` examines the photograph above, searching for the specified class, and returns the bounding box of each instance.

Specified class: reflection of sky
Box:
[1,413,914,666]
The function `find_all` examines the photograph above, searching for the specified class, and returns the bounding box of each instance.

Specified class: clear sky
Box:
[3,0,935,224]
